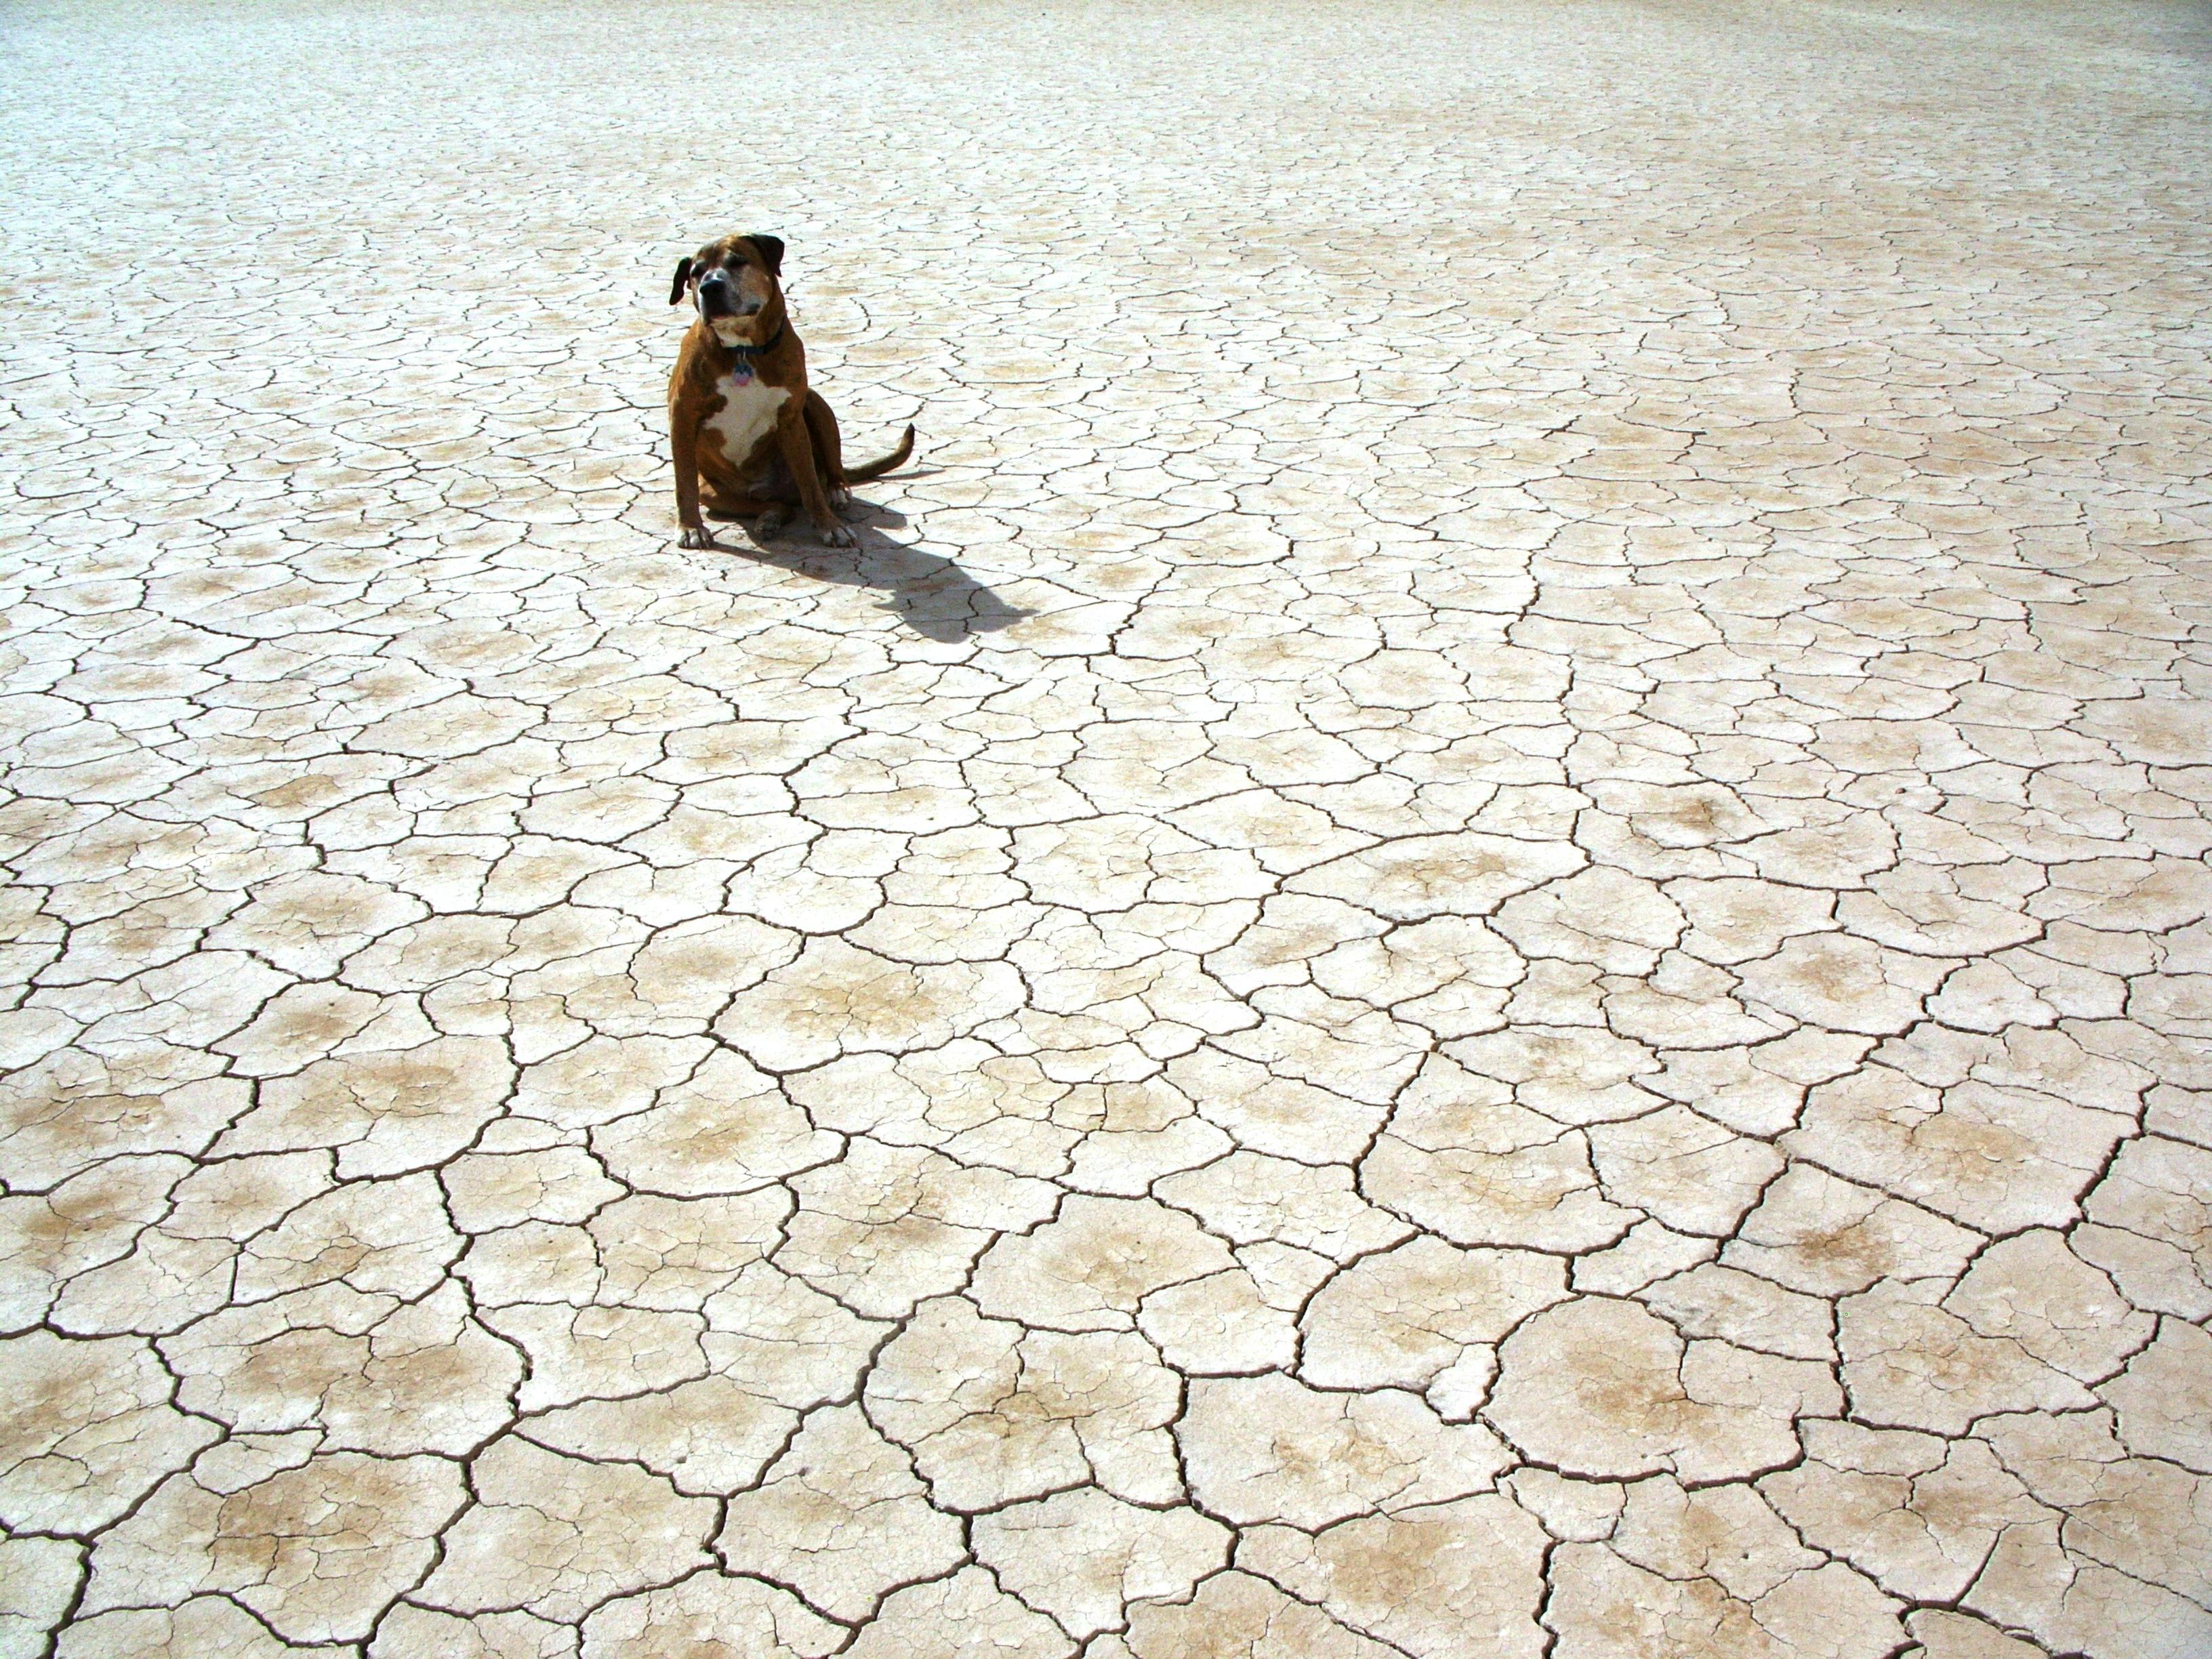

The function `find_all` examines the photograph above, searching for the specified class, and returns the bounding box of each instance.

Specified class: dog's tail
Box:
[842,424,916,483]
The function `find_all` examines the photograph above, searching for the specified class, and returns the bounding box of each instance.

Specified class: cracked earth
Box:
[3,1,2211,1656]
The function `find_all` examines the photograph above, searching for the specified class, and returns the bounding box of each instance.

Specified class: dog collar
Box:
[720,321,785,363]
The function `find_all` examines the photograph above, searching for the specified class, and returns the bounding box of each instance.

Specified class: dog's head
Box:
[668,233,785,348]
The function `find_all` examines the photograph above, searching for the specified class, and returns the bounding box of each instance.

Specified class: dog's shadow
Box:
[712,498,1030,645]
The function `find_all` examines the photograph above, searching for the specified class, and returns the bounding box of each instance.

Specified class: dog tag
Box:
[731,364,754,386]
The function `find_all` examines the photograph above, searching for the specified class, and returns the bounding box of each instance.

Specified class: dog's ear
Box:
[667,257,693,306]
[745,234,785,276]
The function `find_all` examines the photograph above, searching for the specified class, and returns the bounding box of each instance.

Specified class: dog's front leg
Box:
[775,408,856,548]
[672,413,714,550]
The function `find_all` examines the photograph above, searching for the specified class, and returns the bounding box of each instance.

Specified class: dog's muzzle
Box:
[696,272,762,320]
[697,274,735,317]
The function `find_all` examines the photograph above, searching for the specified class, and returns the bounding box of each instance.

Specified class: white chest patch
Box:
[704,373,789,465]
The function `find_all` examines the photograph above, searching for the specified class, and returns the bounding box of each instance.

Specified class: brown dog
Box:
[665,232,914,550]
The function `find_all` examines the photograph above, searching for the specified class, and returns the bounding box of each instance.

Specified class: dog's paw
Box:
[819,524,858,548]
[678,526,716,550]
[756,508,790,539]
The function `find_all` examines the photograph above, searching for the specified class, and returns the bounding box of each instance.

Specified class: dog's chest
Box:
[704,371,789,463]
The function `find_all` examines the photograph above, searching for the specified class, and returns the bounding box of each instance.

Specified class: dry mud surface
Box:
[3,2,2211,1655]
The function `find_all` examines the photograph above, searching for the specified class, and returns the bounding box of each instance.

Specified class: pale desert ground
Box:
[3,3,2210,1656]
